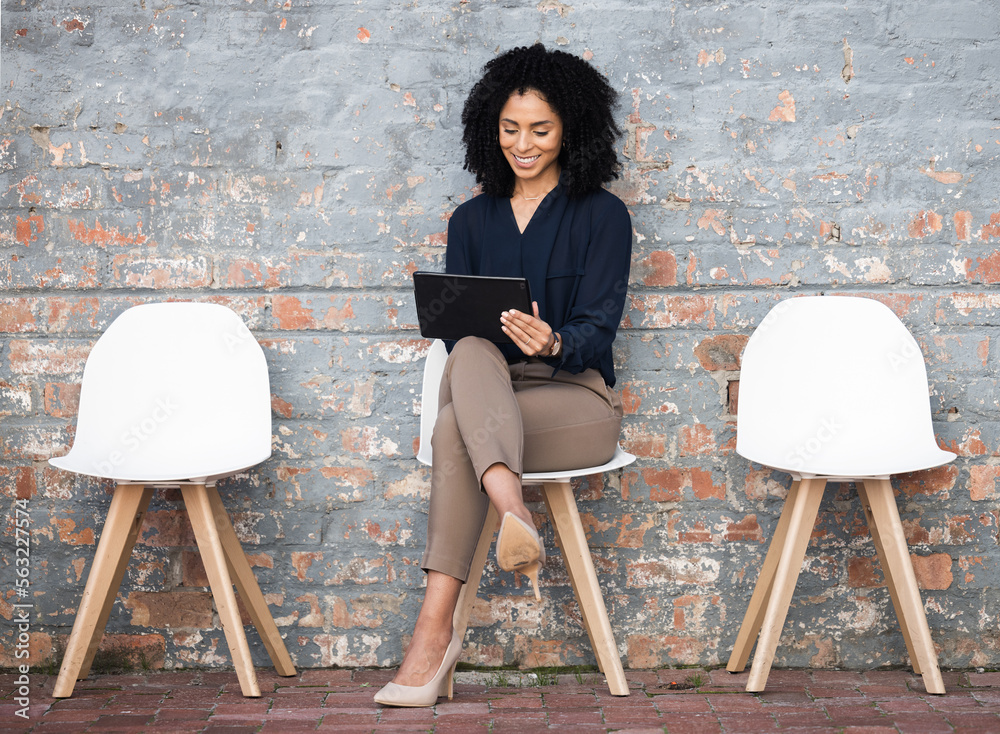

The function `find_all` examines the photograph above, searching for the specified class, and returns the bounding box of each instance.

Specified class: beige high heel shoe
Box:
[496,512,546,600]
[374,629,463,707]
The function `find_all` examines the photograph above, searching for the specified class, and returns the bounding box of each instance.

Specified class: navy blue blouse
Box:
[445,178,632,387]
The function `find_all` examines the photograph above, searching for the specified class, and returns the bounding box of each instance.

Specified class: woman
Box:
[376,44,632,707]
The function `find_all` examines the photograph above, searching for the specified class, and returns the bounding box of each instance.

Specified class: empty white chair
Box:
[727,296,954,694]
[419,339,635,696]
[50,302,295,698]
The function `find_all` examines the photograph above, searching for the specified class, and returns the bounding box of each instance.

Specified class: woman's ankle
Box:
[394,627,453,685]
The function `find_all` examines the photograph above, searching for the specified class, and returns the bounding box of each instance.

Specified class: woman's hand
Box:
[501,302,556,357]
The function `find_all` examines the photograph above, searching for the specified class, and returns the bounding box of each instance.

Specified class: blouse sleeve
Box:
[440,205,470,354]
[444,203,471,276]
[548,194,632,374]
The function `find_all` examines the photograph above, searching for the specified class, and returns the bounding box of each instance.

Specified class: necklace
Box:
[516,189,551,202]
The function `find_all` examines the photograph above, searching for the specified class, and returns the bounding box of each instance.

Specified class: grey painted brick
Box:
[4,0,1000,674]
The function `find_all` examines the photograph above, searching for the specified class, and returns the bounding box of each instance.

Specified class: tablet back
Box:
[413,272,532,342]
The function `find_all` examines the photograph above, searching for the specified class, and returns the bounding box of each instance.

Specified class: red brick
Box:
[138,509,197,547]
[11,213,44,246]
[272,294,354,330]
[0,380,32,416]
[976,211,1000,243]
[43,296,101,332]
[0,631,51,667]
[631,294,716,329]
[43,382,81,417]
[8,339,91,375]
[908,209,942,238]
[848,557,882,588]
[0,298,37,332]
[636,250,678,287]
[0,466,36,500]
[954,211,973,241]
[68,217,148,247]
[645,468,685,501]
[896,465,958,497]
[291,552,324,582]
[124,591,214,628]
[622,427,667,458]
[969,465,1000,500]
[679,424,716,456]
[110,254,212,288]
[626,634,705,667]
[724,515,763,542]
[911,552,953,590]
[672,594,720,631]
[50,515,95,545]
[215,256,294,289]
[693,334,748,371]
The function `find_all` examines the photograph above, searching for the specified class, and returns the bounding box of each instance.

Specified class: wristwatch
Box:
[549,332,562,357]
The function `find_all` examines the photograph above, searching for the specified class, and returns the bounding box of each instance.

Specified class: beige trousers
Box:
[421,337,624,581]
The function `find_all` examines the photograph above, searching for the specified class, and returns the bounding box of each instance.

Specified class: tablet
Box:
[413,271,532,343]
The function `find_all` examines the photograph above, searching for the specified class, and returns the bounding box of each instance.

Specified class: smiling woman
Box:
[499,91,564,232]
[375,44,632,708]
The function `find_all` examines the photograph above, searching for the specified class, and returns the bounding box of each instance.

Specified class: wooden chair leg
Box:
[206,486,296,677]
[728,479,801,673]
[539,482,603,674]
[859,478,944,694]
[452,504,498,643]
[856,480,920,675]
[181,484,260,698]
[541,481,629,697]
[54,484,153,698]
[746,477,826,693]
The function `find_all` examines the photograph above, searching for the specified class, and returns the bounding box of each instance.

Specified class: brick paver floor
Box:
[2,667,1000,732]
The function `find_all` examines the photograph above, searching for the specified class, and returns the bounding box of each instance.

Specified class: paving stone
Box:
[708,695,766,711]
[651,694,713,713]
[153,707,213,721]
[967,672,1000,688]
[5,669,999,732]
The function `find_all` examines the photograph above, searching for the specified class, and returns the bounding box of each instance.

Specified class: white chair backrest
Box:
[417,340,449,466]
[50,302,272,483]
[736,296,954,477]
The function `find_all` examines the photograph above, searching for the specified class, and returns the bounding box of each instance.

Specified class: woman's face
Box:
[498,90,563,189]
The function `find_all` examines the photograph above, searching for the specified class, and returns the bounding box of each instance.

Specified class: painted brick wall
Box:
[2,0,1000,673]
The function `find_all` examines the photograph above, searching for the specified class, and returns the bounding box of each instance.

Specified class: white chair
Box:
[49,302,296,698]
[419,340,636,696]
[727,296,955,694]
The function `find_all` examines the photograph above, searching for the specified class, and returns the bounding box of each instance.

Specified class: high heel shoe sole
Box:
[497,513,545,601]
[497,515,543,570]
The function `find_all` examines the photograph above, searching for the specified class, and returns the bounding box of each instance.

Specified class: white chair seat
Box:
[521,445,636,483]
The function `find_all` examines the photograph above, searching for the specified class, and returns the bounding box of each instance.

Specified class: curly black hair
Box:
[461,44,621,199]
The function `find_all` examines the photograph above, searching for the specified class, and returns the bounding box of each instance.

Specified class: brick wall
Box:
[3,1,1000,672]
